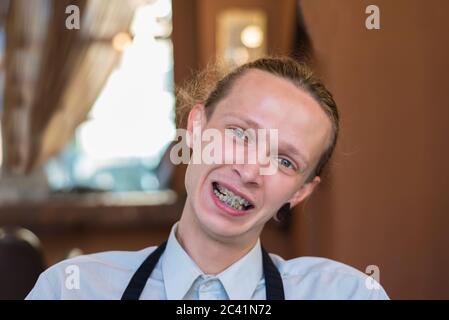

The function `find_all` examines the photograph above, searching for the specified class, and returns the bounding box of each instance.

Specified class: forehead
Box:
[209,69,333,165]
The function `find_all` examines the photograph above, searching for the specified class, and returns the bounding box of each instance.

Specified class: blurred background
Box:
[0,0,447,299]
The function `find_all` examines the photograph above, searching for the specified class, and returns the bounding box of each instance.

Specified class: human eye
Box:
[229,127,248,142]
[277,157,296,171]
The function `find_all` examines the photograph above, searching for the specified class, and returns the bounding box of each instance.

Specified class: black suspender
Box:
[121,241,285,300]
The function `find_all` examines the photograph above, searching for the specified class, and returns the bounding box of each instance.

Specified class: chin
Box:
[197,214,254,240]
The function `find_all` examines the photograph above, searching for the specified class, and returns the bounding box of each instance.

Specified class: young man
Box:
[26,57,389,300]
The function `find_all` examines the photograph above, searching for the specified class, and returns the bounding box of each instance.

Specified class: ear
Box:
[186,104,206,148]
[288,176,321,208]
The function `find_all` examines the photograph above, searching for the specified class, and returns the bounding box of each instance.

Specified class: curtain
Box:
[2,0,136,174]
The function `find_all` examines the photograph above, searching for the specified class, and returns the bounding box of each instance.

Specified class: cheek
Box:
[185,163,205,193]
[185,161,221,197]
[264,175,298,206]
[184,164,195,195]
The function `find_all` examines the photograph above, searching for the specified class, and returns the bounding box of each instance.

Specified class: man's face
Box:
[184,69,332,242]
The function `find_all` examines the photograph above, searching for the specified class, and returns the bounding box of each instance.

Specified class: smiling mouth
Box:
[212,182,254,211]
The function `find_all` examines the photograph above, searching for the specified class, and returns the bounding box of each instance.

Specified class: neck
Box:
[176,202,259,275]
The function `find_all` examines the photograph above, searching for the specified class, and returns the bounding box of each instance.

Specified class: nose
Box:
[232,163,263,187]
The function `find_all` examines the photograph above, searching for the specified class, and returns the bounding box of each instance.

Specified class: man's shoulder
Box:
[270,254,366,279]
[26,246,158,300]
[269,254,390,300]
[59,246,157,270]
[44,246,159,278]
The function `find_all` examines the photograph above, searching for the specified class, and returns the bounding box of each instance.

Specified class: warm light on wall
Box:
[112,32,133,52]
[216,9,267,71]
[240,25,264,49]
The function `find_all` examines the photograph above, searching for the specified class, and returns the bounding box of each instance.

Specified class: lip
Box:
[210,183,254,217]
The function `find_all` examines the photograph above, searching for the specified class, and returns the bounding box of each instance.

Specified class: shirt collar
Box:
[215,238,263,300]
[161,222,263,300]
[161,223,203,300]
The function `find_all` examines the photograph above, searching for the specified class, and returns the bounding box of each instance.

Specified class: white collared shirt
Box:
[26,223,389,300]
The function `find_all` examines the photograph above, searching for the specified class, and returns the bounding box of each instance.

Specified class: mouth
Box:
[212,182,255,212]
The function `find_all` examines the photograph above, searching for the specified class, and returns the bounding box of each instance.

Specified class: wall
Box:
[294,0,449,299]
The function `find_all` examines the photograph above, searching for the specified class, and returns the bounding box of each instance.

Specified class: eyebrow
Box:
[222,112,310,169]
[222,113,262,129]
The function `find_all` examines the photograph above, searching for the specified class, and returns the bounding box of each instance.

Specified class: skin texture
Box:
[177,69,333,274]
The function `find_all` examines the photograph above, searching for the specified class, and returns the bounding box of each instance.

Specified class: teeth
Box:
[213,183,251,210]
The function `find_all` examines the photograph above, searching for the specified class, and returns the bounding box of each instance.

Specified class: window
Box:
[45,0,175,193]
